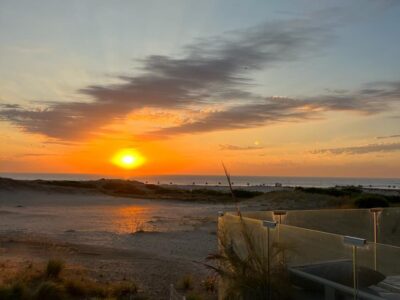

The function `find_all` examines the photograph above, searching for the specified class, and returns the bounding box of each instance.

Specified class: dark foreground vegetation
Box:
[0,259,144,300]
[0,177,263,202]
[0,177,398,207]
[295,186,400,208]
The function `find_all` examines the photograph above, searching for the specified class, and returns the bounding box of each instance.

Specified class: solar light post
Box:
[343,236,367,300]
[263,220,277,300]
[273,210,286,246]
[370,208,383,270]
[273,210,286,224]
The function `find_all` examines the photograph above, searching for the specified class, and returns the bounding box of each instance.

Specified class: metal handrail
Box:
[289,268,385,300]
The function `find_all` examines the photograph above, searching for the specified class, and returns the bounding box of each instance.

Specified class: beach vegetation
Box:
[0,282,32,300]
[201,275,217,293]
[0,260,142,300]
[111,281,139,298]
[179,274,194,291]
[45,259,64,279]
[185,293,204,300]
[207,219,292,300]
[34,281,66,300]
[354,194,389,208]
[232,190,263,198]
[294,186,362,197]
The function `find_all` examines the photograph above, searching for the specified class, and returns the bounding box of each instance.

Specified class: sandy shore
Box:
[1,180,384,299]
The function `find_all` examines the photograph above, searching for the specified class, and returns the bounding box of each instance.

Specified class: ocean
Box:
[1,173,399,189]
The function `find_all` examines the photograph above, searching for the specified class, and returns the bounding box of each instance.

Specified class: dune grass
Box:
[0,259,144,300]
[45,259,64,279]
[207,219,293,300]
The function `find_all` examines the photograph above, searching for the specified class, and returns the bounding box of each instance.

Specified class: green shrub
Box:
[354,194,389,208]
[34,281,66,300]
[45,259,64,279]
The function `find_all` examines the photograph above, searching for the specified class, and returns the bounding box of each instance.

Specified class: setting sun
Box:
[111,149,145,169]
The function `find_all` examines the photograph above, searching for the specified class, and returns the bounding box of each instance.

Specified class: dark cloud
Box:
[0,17,331,140]
[147,97,314,137]
[376,134,400,140]
[0,14,399,140]
[148,82,400,137]
[311,143,400,155]
[219,144,265,151]
[0,104,21,109]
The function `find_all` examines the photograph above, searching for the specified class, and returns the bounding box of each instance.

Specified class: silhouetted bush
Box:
[34,281,66,300]
[111,281,138,298]
[0,282,31,300]
[385,195,400,203]
[295,186,362,197]
[233,190,263,198]
[192,189,227,196]
[354,195,389,208]
[64,279,88,297]
[38,180,97,189]
[46,259,64,279]
[101,182,146,195]
[178,274,194,291]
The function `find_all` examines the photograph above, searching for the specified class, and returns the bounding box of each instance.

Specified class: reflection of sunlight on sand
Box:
[113,204,170,233]
[112,204,209,233]
[113,206,150,233]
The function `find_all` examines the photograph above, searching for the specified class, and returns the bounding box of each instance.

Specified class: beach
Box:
[0,179,339,298]
[0,178,398,298]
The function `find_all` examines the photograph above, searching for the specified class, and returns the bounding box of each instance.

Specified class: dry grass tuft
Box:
[0,259,142,299]
[207,219,293,300]
[34,281,66,300]
[178,274,194,291]
[45,259,64,279]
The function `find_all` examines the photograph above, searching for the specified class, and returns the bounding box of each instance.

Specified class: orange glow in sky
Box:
[1,1,400,178]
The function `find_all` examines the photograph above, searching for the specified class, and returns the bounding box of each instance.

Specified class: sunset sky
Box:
[1,0,400,178]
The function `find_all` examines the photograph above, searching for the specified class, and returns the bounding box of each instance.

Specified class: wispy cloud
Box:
[219,144,265,151]
[311,142,400,155]
[0,16,332,140]
[148,82,400,137]
[376,134,400,140]
[1,10,399,141]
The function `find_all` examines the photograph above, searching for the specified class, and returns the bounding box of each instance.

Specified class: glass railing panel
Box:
[379,208,400,247]
[240,211,274,221]
[219,210,400,299]
[356,241,400,298]
[284,208,374,241]
[277,223,351,267]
